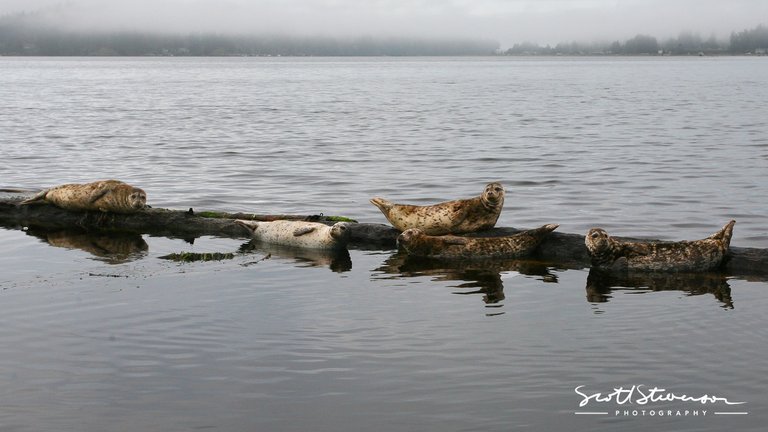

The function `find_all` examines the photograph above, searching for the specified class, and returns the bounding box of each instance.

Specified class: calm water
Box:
[1,57,767,431]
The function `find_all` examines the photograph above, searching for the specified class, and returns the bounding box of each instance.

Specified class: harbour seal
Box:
[370,182,505,235]
[20,180,147,214]
[397,224,559,259]
[235,219,351,250]
[585,220,735,272]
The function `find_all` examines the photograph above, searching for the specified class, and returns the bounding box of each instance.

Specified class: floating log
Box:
[1,193,767,278]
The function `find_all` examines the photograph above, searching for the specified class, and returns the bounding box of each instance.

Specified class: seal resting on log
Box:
[370,182,505,235]
[235,219,351,250]
[20,180,147,214]
[585,220,736,272]
[397,224,558,259]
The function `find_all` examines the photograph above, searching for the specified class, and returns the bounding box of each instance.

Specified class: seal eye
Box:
[590,232,601,239]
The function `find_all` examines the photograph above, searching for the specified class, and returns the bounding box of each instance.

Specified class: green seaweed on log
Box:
[159,252,236,262]
[195,211,229,219]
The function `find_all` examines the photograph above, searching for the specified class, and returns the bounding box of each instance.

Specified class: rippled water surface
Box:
[1,57,767,431]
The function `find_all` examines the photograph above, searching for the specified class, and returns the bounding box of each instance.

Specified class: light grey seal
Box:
[370,182,505,235]
[397,224,558,259]
[235,219,351,250]
[585,220,735,272]
[20,180,147,214]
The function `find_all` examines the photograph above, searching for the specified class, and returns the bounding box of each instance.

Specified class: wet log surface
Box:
[2,192,767,278]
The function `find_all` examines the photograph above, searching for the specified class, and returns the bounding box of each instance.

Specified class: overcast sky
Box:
[1,0,766,47]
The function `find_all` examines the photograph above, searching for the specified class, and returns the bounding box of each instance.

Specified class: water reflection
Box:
[25,227,148,264]
[376,251,558,308]
[585,269,733,309]
[238,241,352,273]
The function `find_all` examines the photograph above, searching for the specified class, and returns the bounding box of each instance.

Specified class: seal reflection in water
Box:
[370,182,505,235]
[235,219,351,250]
[397,224,558,259]
[585,220,735,272]
[20,180,147,214]
[26,227,149,264]
[238,241,352,273]
[585,269,733,309]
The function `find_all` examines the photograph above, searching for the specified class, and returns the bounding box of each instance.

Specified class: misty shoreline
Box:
[1,9,766,57]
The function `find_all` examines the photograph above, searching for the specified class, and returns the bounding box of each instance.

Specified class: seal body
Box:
[235,219,351,250]
[585,220,735,272]
[20,180,147,214]
[370,182,505,235]
[397,224,558,259]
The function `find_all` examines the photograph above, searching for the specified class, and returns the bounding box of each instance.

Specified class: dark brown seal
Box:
[397,224,558,259]
[370,182,505,235]
[585,220,735,272]
[20,180,147,214]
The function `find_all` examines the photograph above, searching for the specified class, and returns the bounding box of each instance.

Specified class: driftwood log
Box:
[1,191,767,278]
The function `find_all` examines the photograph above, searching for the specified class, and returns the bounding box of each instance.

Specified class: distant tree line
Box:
[0,12,499,56]
[1,9,766,57]
[506,24,768,56]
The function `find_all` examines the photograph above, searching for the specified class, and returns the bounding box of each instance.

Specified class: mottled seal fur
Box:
[585,220,735,272]
[370,182,505,235]
[20,180,147,214]
[397,224,558,259]
[235,219,351,250]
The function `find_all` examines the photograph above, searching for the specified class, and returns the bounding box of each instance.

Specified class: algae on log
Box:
[1,195,768,278]
[159,252,236,262]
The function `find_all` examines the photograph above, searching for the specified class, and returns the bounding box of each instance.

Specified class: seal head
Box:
[585,228,625,269]
[329,222,352,242]
[480,182,505,211]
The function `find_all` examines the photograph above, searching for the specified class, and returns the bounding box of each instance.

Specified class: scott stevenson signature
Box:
[575,385,746,408]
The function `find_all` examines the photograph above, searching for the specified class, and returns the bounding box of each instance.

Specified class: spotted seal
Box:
[397,224,558,259]
[235,219,351,250]
[585,220,735,272]
[370,182,505,235]
[20,180,147,214]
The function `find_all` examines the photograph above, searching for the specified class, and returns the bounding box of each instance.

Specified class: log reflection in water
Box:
[585,269,733,309]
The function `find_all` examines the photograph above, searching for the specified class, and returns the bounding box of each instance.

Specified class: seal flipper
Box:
[370,198,393,213]
[19,190,49,205]
[622,242,653,258]
[611,256,629,272]
[708,220,736,246]
[234,219,260,234]
[538,224,560,234]
[88,183,118,204]
[293,226,318,237]
[442,236,469,245]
